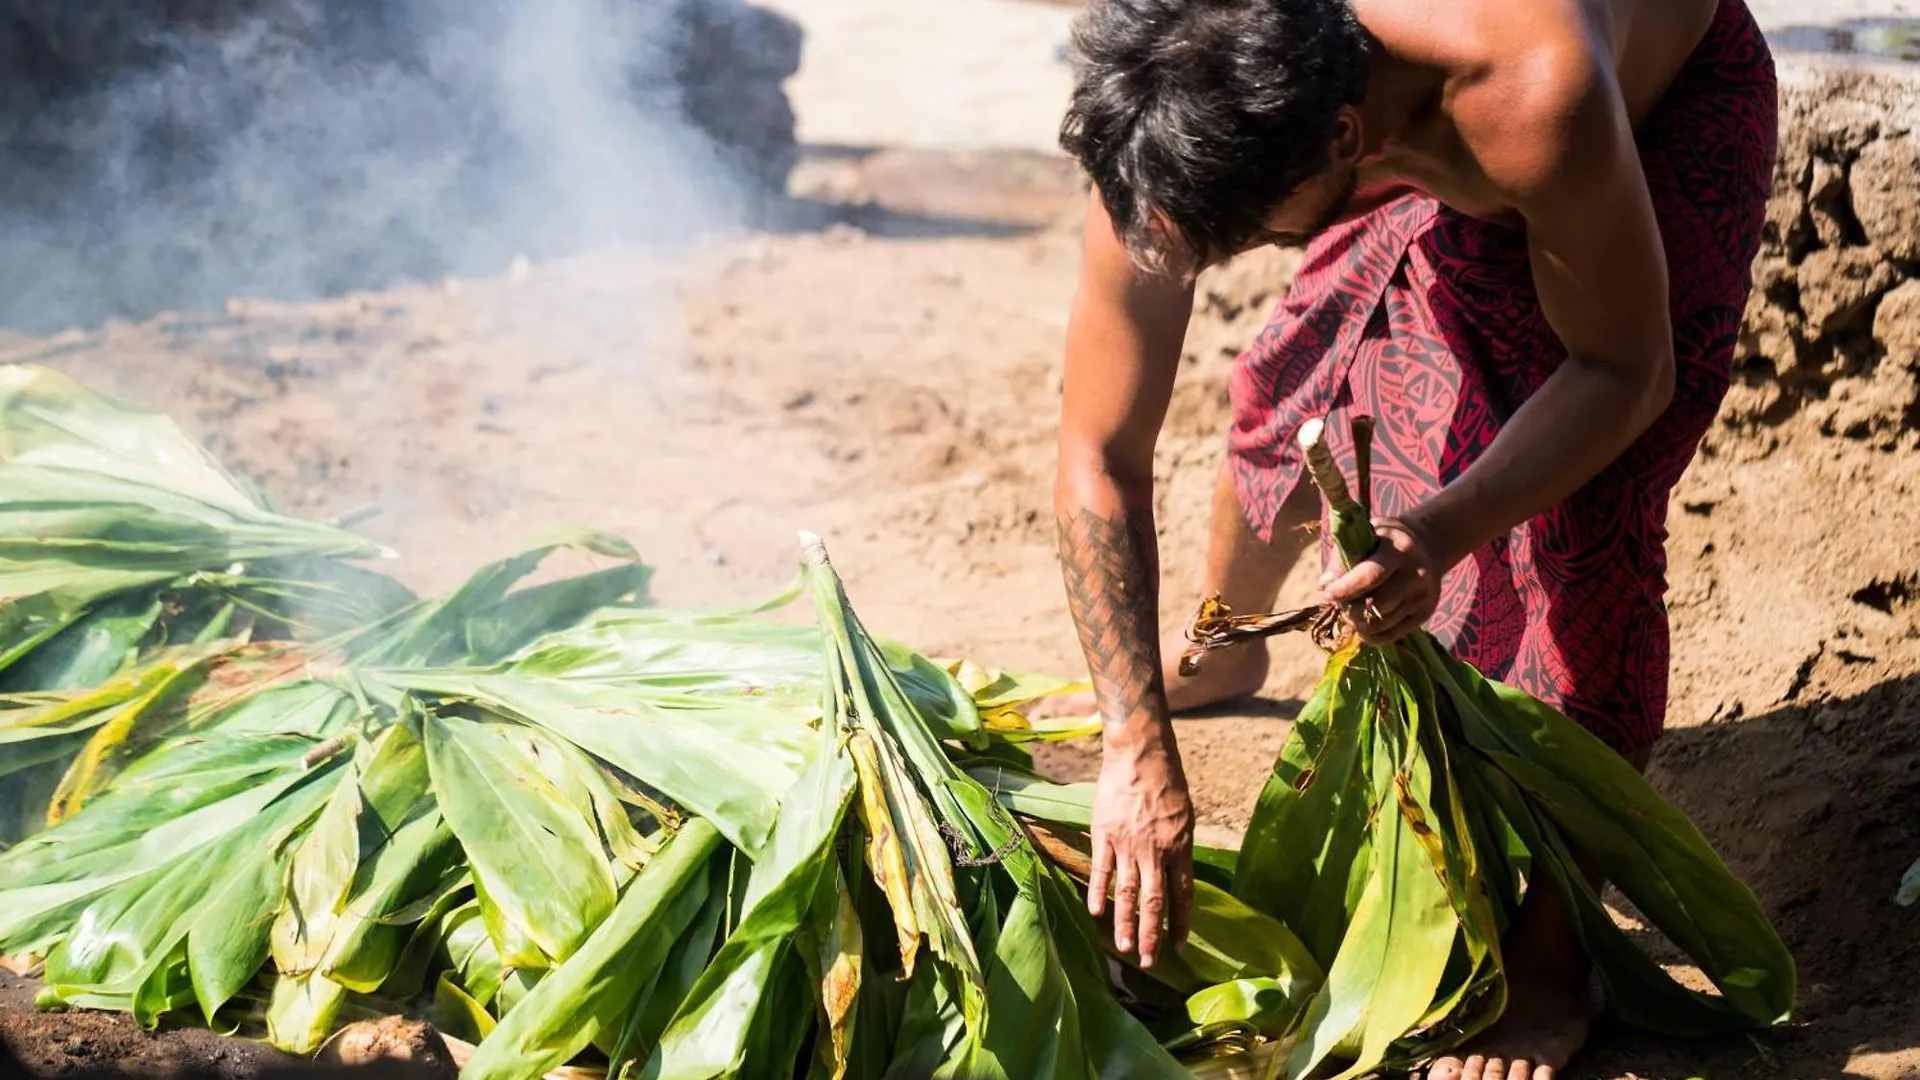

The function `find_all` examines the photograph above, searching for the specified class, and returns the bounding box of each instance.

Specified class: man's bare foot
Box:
[1425,864,1596,1080]
[1422,961,1592,1080]
[1027,634,1271,720]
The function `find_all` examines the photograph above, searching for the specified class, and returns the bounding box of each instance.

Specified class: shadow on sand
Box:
[1575,669,1920,1079]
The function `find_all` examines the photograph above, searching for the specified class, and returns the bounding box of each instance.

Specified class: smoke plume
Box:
[0,0,797,333]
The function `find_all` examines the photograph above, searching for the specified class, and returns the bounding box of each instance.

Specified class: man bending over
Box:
[1050,0,1776,1075]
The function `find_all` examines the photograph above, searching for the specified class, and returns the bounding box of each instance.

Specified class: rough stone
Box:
[1761,159,1811,253]
[1736,295,1806,375]
[1808,157,1853,247]
[1851,135,1920,263]
[1798,246,1902,337]
[1875,280,1920,367]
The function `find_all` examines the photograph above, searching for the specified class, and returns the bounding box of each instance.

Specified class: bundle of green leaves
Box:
[1202,418,1796,1077]
[0,519,1314,1078]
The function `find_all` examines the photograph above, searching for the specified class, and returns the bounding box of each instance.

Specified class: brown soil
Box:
[2,139,1917,1080]
[0,970,310,1078]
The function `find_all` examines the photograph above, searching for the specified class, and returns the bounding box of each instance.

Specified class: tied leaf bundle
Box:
[1182,416,1795,1077]
[0,527,1290,1079]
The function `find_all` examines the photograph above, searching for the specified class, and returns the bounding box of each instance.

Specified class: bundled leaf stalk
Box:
[1180,416,1795,1077]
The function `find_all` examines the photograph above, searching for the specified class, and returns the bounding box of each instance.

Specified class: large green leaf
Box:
[266,969,350,1055]
[0,590,163,693]
[606,865,729,1076]
[0,746,335,951]
[0,367,389,698]
[1024,866,1197,1080]
[316,724,462,994]
[460,819,724,1080]
[185,826,289,1024]
[1233,646,1377,966]
[423,712,617,967]
[0,366,281,519]
[272,759,364,977]
[28,766,338,1023]
[806,543,985,1022]
[347,529,640,668]
[1419,637,1796,1030]
[395,671,794,854]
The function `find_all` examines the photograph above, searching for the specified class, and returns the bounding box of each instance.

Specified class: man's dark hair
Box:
[1059,0,1369,268]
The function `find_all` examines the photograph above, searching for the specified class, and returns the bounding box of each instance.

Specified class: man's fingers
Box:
[1136,857,1168,967]
[1167,848,1195,952]
[1087,831,1114,919]
[1362,574,1424,623]
[1111,859,1141,955]
[1325,557,1391,604]
[1350,596,1414,640]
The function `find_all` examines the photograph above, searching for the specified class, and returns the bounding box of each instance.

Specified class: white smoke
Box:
[0,0,781,332]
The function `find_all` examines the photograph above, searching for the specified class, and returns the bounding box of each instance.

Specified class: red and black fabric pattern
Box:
[1225,0,1779,757]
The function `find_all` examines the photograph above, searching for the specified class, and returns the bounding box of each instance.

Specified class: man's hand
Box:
[1088,732,1195,967]
[1321,516,1455,644]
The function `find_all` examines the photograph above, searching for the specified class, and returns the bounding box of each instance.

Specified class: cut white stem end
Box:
[1297,418,1354,510]
[799,530,831,567]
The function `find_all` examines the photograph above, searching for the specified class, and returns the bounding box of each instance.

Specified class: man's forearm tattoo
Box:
[1057,508,1165,732]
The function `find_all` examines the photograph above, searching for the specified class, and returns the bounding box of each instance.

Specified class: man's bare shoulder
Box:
[1358,0,1614,197]
[1353,0,1597,84]
[1454,39,1620,200]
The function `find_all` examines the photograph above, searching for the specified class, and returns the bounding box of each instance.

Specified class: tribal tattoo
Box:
[1057,507,1165,734]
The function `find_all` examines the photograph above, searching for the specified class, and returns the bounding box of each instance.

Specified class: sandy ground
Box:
[2,0,1919,1077]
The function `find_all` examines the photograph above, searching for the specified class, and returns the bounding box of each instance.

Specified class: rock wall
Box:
[1182,59,1920,453]
[1732,61,1920,449]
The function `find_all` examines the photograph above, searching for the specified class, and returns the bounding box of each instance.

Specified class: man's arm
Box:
[1327,55,1676,638]
[1056,188,1196,966]
[1414,57,1675,558]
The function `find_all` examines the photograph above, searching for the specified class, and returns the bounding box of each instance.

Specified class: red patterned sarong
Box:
[1226,0,1777,757]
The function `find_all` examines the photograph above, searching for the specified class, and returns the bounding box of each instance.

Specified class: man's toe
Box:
[1460,1054,1489,1080]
